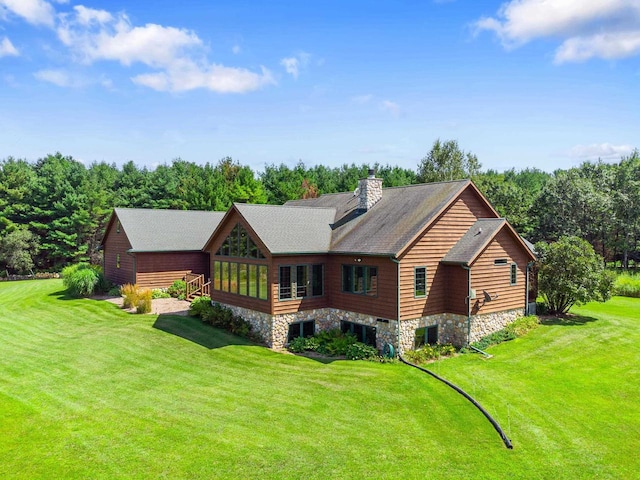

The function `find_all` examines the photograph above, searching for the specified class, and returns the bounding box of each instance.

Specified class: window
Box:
[279,266,292,300]
[510,263,518,285]
[212,261,268,301]
[414,325,438,349]
[341,321,377,346]
[494,258,508,265]
[116,221,120,233]
[116,253,120,268]
[287,320,315,342]
[216,223,265,259]
[278,264,323,300]
[342,265,377,296]
[414,267,426,297]
[312,264,323,296]
[258,266,268,300]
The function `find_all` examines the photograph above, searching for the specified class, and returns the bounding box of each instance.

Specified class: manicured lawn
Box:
[1,280,638,479]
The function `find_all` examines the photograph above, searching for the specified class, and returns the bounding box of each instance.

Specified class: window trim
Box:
[278,264,324,301]
[510,262,518,285]
[341,264,378,297]
[414,266,427,298]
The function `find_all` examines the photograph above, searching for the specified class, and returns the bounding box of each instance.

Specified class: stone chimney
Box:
[358,169,383,211]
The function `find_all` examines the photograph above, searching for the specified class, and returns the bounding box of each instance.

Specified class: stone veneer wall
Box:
[468,308,525,344]
[217,302,525,352]
[217,303,396,350]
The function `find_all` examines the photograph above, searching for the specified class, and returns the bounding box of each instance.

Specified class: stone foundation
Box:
[216,302,525,353]
[468,308,524,344]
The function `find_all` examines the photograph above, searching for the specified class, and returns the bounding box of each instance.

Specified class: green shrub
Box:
[505,315,539,336]
[288,336,307,353]
[189,296,212,317]
[613,272,640,298]
[191,302,254,340]
[404,343,456,365]
[151,289,171,299]
[108,286,121,296]
[472,329,516,351]
[62,263,105,297]
[136,289,152,314]
[167,280,186,300]
[345,342,378,360]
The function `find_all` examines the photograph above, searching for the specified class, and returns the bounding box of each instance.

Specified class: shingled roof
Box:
[233,203,336,254]
[104,208,225,252]
[285,179,473,256]
[441,218,507,266]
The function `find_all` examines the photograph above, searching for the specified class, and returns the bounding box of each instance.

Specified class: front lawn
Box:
[1,279,638,479]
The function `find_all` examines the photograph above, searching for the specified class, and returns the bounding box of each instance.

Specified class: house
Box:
[202,172,536,352]
[101,208,225,289]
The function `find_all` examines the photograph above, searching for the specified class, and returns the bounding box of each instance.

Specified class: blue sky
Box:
[1,0,638,173]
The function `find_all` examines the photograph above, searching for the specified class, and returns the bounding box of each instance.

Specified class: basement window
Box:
[340,320,376,346]
[287,320,315,342]
[414,325,438,349]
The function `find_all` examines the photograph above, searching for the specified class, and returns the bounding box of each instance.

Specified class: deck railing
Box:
[185,273,204,300]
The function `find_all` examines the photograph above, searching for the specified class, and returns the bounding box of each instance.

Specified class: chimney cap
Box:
[367,168,375,178]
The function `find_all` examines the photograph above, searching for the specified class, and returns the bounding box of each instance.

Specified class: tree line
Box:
[0,140,638,274]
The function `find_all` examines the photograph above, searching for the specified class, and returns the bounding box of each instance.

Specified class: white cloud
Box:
[132,61,274,93]
[555,30,640,63]
[55,6,274,93]
[0,36,18,56]
[380,100,400,117]
[0,0,55,27]
[72,5,113,26]
[232,44,241,54]
[34,68,84,87]
[474,0,640,62]
[569,142,635,160]
[280,51,311,78]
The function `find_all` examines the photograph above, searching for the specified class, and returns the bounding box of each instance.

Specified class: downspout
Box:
[462,264,471,346]
[390,256,401,355]
[525,261,535,316]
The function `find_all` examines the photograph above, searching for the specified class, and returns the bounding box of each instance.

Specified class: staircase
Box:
[185,273,210,301]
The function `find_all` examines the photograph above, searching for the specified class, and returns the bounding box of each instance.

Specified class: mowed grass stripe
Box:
[2,279,502,479]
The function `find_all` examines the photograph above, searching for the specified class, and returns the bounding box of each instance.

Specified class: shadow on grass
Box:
[541,314,598,326]
[153,314,254,350]
[48,289,79,300]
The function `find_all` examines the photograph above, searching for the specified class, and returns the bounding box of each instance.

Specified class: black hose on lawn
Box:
[399,355,514,449]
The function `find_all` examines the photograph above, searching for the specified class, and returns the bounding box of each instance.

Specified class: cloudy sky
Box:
[1,0,638,172]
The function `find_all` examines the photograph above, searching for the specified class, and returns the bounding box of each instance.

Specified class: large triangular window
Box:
[216,223,265,259]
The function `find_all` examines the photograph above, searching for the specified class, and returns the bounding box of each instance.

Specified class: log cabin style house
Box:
[202,172,536,353]
[102,173,535,353]
[101,208,225,289]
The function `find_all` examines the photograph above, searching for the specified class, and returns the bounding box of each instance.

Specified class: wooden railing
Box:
[185,273,205,300]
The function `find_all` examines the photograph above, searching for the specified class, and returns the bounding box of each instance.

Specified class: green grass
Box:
[613,271,640,297]
[1,280,639,479]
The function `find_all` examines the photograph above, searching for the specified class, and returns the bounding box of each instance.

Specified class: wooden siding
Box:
[445,264,470,316]
[398,187,496,320]
[102,217,135,286]
[326,255,398,320]
[135,252,209,289]
[271,254,330,315]
[469,229,530,315]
